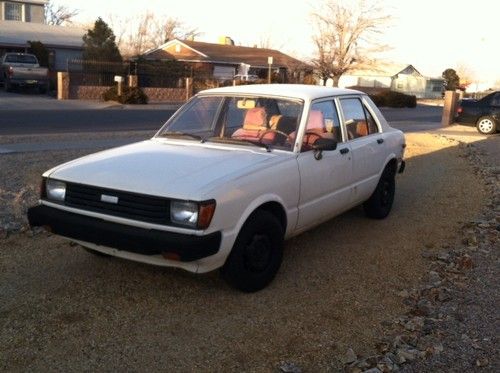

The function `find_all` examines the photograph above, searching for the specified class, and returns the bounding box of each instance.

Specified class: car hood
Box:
[48,139,286,200]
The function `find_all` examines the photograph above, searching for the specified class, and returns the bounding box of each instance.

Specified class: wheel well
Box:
[385,158,397,176]
[255,202,287,231]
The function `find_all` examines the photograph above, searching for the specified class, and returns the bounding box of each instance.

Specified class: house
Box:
[141,38,311,82]
[338,64,444,99]
[0,0,46,23]
[0,20,84,70]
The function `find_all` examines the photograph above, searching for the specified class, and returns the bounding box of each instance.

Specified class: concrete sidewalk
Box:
[0,90,182,111]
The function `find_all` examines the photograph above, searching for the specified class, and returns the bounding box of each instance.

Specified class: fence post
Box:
[441,90,459,127]
[128,75,138,88]
[185,77,193,101]
[57,72,69,100]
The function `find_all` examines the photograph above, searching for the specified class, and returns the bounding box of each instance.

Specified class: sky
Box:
[56,0,500,84]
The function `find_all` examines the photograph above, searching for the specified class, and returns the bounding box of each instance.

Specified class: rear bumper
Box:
[28,205,221,262]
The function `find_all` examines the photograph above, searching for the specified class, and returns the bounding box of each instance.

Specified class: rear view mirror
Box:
[312,138,337,160]
[313,138,337,151]
[237,99,256,109]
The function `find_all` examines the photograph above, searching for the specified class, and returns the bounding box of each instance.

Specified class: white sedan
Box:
[28,84,406,292]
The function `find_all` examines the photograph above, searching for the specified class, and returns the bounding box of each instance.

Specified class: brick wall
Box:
[69,85,186,103]
[142,87,186,103]
[69,85,109,100]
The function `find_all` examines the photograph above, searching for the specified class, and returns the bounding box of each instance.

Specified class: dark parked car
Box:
[455,91,500,134]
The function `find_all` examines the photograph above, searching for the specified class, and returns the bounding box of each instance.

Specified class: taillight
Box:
[8,66,13,77]
[456,106,463,114]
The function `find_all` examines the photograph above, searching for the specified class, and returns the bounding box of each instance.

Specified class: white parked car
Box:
[28,85,406,292]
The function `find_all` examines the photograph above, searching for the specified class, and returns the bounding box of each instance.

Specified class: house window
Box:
[5,2,23,21]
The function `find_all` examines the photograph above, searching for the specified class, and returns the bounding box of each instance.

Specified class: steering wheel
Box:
[258,129,290,142]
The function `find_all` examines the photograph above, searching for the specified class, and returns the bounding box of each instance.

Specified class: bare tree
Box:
[456,63,476,89]
[45,0,79,26]
[311,0,391,86]
[114,12,201,57]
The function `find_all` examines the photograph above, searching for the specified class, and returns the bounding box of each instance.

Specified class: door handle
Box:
[377,138,384,144]
[339,148,349,154]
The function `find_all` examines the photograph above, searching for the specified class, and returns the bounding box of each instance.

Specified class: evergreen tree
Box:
[82,18,122,62]
[28,41,49,67]
[442,68,460,91]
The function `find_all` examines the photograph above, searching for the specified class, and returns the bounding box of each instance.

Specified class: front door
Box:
[296,99,353,231]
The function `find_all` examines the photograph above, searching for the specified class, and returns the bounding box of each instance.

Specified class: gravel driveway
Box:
[0,131,495,371]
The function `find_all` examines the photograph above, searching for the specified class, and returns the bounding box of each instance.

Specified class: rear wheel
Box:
[476,116,497,135]
[364,165,396,219]
[221,210,284,292]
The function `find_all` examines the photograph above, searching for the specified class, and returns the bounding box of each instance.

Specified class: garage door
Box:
[213,65,235,80]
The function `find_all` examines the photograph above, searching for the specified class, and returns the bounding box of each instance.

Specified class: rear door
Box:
[337,96,387,204]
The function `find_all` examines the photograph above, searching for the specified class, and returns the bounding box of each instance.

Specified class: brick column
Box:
[57,72,69,100]
[185,77,193,101]
[441,91,459,127]
[128,75,138,88]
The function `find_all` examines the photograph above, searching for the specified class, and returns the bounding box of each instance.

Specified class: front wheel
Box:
[476,116,497,135]
[221,210,284,292]
[363,165,396,219]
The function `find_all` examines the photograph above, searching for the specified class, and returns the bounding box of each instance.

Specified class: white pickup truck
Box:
[0,53,48,93]
[28,85,406,292]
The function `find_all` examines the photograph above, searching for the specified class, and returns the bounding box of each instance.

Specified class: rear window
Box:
[5,54,37,64]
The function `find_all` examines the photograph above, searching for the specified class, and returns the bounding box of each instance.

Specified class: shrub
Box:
[103,86,148,104]
[369,91,417,108]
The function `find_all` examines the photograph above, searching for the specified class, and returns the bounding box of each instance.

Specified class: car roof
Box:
[199,84,363,101]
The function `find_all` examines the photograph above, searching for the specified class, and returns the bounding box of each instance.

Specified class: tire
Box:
[476,116,497,135]
[363,165,396,219]
[83,247,111,257]
[221,210,284,292]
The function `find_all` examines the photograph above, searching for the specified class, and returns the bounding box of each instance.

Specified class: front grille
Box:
[64,183,170,225]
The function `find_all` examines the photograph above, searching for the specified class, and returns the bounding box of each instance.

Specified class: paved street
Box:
[0,91,443,136]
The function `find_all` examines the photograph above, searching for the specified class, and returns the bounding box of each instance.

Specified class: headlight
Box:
[170,200,216,229]
[46,179,66,202]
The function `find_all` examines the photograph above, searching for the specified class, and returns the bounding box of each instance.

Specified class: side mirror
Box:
[312,138,337,160]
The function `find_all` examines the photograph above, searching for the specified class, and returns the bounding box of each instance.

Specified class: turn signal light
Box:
[198,201,216,230]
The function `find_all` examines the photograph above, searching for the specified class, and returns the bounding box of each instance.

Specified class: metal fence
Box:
[67,59,130,86]
[67,59,188,88]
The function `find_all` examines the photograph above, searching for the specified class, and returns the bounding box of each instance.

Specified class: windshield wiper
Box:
[232,138,272,152]
[159,131,206,143]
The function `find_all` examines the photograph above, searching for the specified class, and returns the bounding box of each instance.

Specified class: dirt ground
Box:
[0,133,488,371]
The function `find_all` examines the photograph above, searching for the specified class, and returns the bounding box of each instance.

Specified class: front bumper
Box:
[28,205,221,262]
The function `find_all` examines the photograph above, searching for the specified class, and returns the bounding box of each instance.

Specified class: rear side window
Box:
[5,54,37,64]
[340,97,379,139]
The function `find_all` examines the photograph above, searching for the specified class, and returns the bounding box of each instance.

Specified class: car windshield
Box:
[156,95,304,151]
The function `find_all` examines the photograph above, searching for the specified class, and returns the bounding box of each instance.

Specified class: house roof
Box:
[0,20,84,49]
[143,39,309,69]
[9,0,48,4]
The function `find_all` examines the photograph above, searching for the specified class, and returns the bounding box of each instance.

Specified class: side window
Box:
[308,101,341,142]
[340,97,371,140]
[363,104,380,134]
[490,93,500,106]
